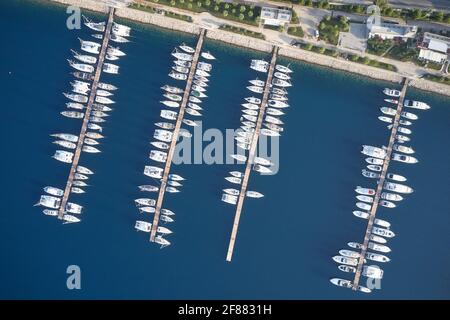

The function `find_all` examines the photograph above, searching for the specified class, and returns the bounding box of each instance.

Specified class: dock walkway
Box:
[225,46,279,262]
[149,29,207,241]
[352,78,410,289]
[58,8,115,218]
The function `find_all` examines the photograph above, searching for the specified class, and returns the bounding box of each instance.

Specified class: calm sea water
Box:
[1,0,449,299]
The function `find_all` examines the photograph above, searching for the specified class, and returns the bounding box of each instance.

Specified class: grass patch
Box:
[165,11,193,22]
[287,26,304,37]
[130,2,157,13]
[422,74,450,85]
[219,24,265,39]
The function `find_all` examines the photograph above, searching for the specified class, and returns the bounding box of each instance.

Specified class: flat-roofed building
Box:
[260,6,292,27]
[367,22,417,41]
[417,32,449,63]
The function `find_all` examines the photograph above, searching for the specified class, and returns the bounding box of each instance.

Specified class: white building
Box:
[260,7,292,27]
[417,32,449,64]
[367,22,417,41]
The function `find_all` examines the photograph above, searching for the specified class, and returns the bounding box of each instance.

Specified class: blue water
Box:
[1,0,449,299]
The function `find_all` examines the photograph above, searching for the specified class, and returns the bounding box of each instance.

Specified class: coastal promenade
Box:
[226,46,279,262]
[58,7,115,218]
[149,29,207,242]
[352,78,409,289]
[49,0,450,97]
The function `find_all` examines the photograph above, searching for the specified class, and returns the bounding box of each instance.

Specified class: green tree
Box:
[318,47,325,54]
[239,13,244,20]
[305,0,312,6]
[247,10,254,18]
[179,0,185,3]
[304,43,312,50]
[240,5,246,13]
[170,0,175,5]
[214,5,219,11]
[188,3,193,8]
[205,0,211,6]
[350,54,359,62]
[197,1,202,7]
[232,8,236,14]
[431,10,444,22]
[362,56,370,64]
[223,10,228,17]
[224,3,229,9]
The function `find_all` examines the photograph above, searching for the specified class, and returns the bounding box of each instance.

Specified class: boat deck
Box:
[352,78,410,289]
[225,46,279,262]
[149,29,207,242]
[58,8,115,219]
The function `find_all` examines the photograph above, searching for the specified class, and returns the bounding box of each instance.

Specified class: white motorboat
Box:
[62,214,80,223]
[135,198,156,207]
[392,153,418,164]
[263,122,283,132]
[197,61,212,71]
[229,171,243,178]
[66,102,85,110]
[355,186,375,195]
[172,65,189,74]
[268,100,289,108]
[167,180,182,187]
[381,192,403,202]
[380,106,396,116]
[250,59,269,72]
[366,252,390,263]
[242,109,258,116]
[401,111,418,120]
[356,195,373,203]
[223,188,240,196]
[372,226,395,238]
[242,103,260,110]
[393,144,414,154]
[329,278,371,293]
[144,166,163,179]
[91,33,103,40]
[195,69,210,77]
[95,96,114,104]
[368,242,391,254]
[65,202,83,214]
[361,145,386,159]
[90,116,105,123]
[90,111,108,118]
[107,45,126,57]
[332,255,358,267]
[253,164,272,174]
[92,104,112,112]
[247,86,264,94]
[386,172,407,182]
[191,90,207,98]
[384,181,413,194]
[154,129,173,143]
[96,89,113,97]
[266,108,284,116]
[186,108,202,116]
[155,122,175,130]
[44,186,64,197]
[261,128,280,137]
[249,79,265,87]
[183,119,198,127]
[225,176,242,184]
[110,33,129,43]
[380,200,396,208]
[353,210,369,219]
[399,119,412,126]
[222,193,238,205]
[155,235,171,248]
[43,209,58,216]
[139,207,155,213]
[139,185,159,192]
[74,173,88,180]
[230,154,247,162]
[242,114,257,122]
[365,157,384,165]
[245,97,261,104]
[362,169,380,179]
[254,157,272,166]
[172,48,193,61]
[169,174,185,181]
[201,51,215,60]
[36,195,61,209]
[272,78,291,87]
[164,93,182,102]
[189,96,202,103]
[51,133,78,143]
[356,202,371,211]
[384,98,398,104]
[79,38,101,54]
[367,164,382,172]
[53,140,76,149]
[378,116,392,123]
[151,141,170,150]
[246,191,264,198]
[166,186,180,193]
[338,265,356,273]
[396,134,411,143]
[161,85,183,94]
[72,180,88,187]
[191,84,206,93]
[53,150,74,163]
[71,49,97,64]
[64,92,88,103]
[370,234,387,244]
[383,88,401,97]
[86,132,104,139]
[103,63,119,74]
[112,22,131,37]
[339,249,360,259]
[275,64,293,73]
[270,93,288,101]
[404,100,430,110]
[265,115,283,125]
[68,59,95,73]
[274,71,290,80]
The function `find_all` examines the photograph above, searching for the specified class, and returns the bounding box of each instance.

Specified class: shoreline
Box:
[49,0,449,97]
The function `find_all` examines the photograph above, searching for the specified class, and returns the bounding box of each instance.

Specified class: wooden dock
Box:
[352,78,410,289]
[149,29,207,242]
[225,46,279,262]
[58,8,115,219]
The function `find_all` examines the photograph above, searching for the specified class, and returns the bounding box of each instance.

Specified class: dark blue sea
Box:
[1,0,449,299]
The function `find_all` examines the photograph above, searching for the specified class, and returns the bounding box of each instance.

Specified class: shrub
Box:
[214,5,219,11]
[223,10,228,17]
[248,10,254,18]
[239,13,244,20]
[240,5,246,13]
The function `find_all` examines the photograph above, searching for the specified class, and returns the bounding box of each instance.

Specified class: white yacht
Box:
[89,116,106,123]
[275,64,293,73]
[36,195,61,209]
[193,79,207,88]
[154,129,173,143]
[53,150,74,163]
[366,252,390,263]
[368,242,391,253]
[61,111,84,119]
[263,122,283,132]
[378,116,392,124]
[362,169,380,179]
[139,207,156,213]
[167,180,182,187]
[92,104,112,112]
[367,164,382,172]
[43,209,58,216]
[197,61,212,71]
[223,188,240,196]
[44,186,64,197]
[192,84,206,92]
[246,191,264,198]
[96,89,113,97]
[53,140,76,149]
[189,96,202,103]
[72,180,88,187]
[384,181,413,194]
[380,200,396,208]
[355,186,375,195]
[107,46,126,57]
[332,255,358,266]
[356,195,373,203]
[396,134,411,143]
[51,133,78,143]
[110,33,129,43]
[249,79,265,87]
[380,106,396,116]
[381,192,403,202]
[265,115,283,125]
[155,235,171,248]
[64,92,88,103]
[82,15,105,31]
[393,144,414,154]
[135,198,156,207]
[361,145,386,159]
[404,100,430,110]
[330,278,371,293]
[172,49,193,61]
[339,249,360,259]
[144,166,163,179]
[222,193,238,205]
[230,154,247,162]
[261,128,280,137]
[149,150,168,163]
[95,96,115,104]
[268,100,289,108]
[79,38,101,54]
[195,69,210,77]
[383,88,401,97]
[76,166,93,175]
[401,111,418,120]
[392,153,418,164]
[63,214,81,223]
[370,234,387,244]
[186,108,202,117]
[151,141,170,150]
[244,97,261,104]
[399,119,412,126]
[172,65,189,74]
[242,109,258,116]
[161,208,176,215]
[112,22,131,37]
[160,110,178,121]
[68,59,95,73]
[250,60,269,72]
[74,173,88,180]
[353,210,369,219]
[272,78,291,87]
[66,102,85,110]
[71,49,97,64]
[161,99,180,108]
[161,85,184,94]
[166,186,180,193]
[242,103,260,110]
[225,176,242,184]
[160,215,174,223]
[66,202,83,214]
[274,72,290,80]
[82,145,100,153]
[155,122,175,130]
[139,185,159,192]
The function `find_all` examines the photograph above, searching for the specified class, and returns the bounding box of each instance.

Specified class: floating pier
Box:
[225,47,279,262]
[351,78,410,289]
[149,29,207,242]
[57,8,115,219]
